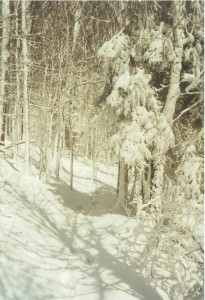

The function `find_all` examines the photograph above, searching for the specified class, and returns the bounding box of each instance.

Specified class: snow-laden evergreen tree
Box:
[98,24,174,213]
[97,0,203,214]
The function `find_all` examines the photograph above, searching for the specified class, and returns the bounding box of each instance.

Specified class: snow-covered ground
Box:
[0,153,204,300]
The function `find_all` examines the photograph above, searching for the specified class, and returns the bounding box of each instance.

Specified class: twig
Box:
[171,98,203,124]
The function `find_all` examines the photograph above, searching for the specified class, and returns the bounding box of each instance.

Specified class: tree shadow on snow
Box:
[1,179,168,300]
[50,177,121,216]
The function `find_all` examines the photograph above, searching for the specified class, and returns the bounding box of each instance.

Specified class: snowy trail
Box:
[1,158,169,300]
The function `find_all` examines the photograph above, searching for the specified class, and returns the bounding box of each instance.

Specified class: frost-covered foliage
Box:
[109,107,175,167]
[98,33,160,165]
[98,33,130,60]
[107,69,159,116]
[130,26,174,71]
[118,189,204,300]
[143,30,174,69]
[98,30,176,202]
[98,33,130,81]
[143,211,203,300]
[124,143,204,299]
[182,1,204,81]
[98,33,164,166]
[143,31,163,64]
[107,68,164,167]
[109,119,152,165]
[99,36,176,174]
[176,145,203,202]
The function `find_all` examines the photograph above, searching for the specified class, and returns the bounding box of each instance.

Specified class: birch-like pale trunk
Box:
[163,3,184,122]
[72,5,81,53]
[12,2,21,161]
[45,113,53,178]
[50,66,62,175]
[63,9,82,189]
[53,65,64,179]
[67,94,73,190]
[39,65,53,179]
[54,111,64,179]
[0,0,10,202]
[22,0,30,175]
[152,0,184,196]
[0,0,10,157]
[12,112,17,161]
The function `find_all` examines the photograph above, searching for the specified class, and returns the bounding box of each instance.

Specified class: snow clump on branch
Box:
[98,33,130,60]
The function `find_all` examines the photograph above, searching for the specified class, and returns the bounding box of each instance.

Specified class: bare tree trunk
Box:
[85,140,89,158]
[54,137,62,180]
[68,97,73,190]
[151,157,165,197]
[128,166,138,205]
[163,1,184,123]
[152,0,184,196]
[12,113,17,161]
[49,67,62,176]
[45,113,53,178]
[13,2,20,161]
[72,4,81,53]
[55,112,63,179]
[52,128,59,173]
[92,128,98,180]
[65,5,82,188]
[116,158,128,209]
[0,0,10,201]
[0,0,10,157]
[22,0,30,175]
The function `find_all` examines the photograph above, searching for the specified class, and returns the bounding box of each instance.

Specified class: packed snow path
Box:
[1,157,172,300]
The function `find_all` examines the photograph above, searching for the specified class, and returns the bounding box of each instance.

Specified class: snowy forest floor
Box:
[0,148,203,300]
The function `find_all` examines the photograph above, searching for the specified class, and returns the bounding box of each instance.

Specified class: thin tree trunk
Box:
[0,0,10,157]
[52,128,59,173]
[0,0,8,190]
[69,131,74,190]
[55,113,63,179]
[12,114,17,161]
[129,166,138,205]
[45,114,53,178]
[152,0,184,196]
[55,135,62,180]
[65,5,81,187]
[72,5,81,53]
[163,1,184,122]
[92,128,97,180]
[13,3,20,160]
[68,97,73,190]
[116,158,128,209]
[22,0,30,175]
[86,140,89,158]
